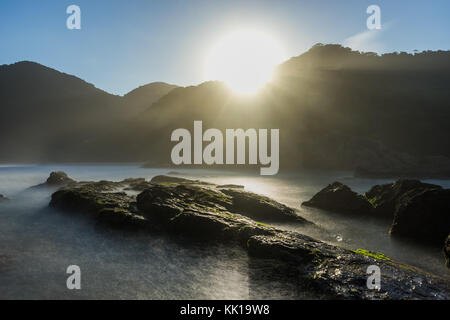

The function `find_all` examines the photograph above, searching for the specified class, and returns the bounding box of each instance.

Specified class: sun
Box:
[204,29,286,95]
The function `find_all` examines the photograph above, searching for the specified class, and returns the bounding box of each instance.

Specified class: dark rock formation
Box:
[46,171,76,186]
[50,183,149,229]
[302,182,372,215]
[30,171,77,190]
[247,233,450,299]
[137,182,306,224]
[389,188,450,245]
[0,194,9,202]
[47,174,450,299]
[304,179,450,260]
[221,188,305,222]
[364,179,442,218]
[445,235,450,268]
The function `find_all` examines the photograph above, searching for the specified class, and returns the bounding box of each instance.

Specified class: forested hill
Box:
[1,45,450,176]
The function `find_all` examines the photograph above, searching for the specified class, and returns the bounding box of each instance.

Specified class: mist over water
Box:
[0,165,449,299]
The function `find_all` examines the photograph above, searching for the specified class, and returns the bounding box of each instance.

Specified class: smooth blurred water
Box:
[0,164,449,299]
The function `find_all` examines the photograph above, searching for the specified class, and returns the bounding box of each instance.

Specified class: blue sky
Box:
[1,0,449,95]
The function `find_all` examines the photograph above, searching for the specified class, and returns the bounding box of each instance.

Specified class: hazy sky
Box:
[1,0,449,95]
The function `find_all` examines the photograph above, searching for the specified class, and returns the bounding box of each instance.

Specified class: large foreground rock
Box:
[137,181,307,224]
[364,179,442,219]
[389,188,450,245]
[247,233,450,299]
[47,174,450,299]
[302,182,372,215]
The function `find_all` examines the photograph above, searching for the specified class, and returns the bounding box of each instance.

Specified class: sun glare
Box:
[204,29,286,95]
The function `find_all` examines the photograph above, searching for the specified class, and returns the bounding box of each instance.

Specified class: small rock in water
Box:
[46,171,75,186]
[302,182,372,215]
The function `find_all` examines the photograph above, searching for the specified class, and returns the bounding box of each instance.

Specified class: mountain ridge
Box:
[1,44,450,174]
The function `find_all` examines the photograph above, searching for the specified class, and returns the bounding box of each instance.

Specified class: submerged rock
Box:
[389,188,450,245]
[365,179,442,218]
[47,175,450,299]
[302,182,372,215]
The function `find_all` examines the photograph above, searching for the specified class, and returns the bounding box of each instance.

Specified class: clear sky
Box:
[1,0,449,95]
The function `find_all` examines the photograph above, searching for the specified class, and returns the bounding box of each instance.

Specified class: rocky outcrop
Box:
[46,171,76,186]
[364,179,442,218]
[304,180,449,244]
[247,233,450,299]
[137,182,307,224]
[29,171,77,190]
[47,174,450,299]
[303,179,450,267]
[389,188,450,245]
[47,176,158,228]
[302,182,372,215]
[221,188,306,222]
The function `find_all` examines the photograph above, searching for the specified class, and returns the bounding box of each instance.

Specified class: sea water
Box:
[0,165,448,299]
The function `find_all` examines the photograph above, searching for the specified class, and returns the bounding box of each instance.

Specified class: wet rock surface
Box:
[390,188,450,245]
[304,179,450,268]
[221,188,307,223]
[47,173,450,299]
[247,233,450,299]
[365,179,442,219]
[302,182,372,215]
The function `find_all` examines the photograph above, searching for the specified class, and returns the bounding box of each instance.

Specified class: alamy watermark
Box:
[66,5,81,30]
[66,265,81,290]
[367,5,381,30]
[171,121,279,175]
[366,265,381,290]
